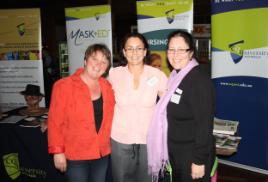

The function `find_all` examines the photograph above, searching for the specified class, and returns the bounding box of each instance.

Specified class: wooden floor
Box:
[217,163,268,182]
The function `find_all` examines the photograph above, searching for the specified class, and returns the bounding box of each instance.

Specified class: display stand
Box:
[59,42,69,78]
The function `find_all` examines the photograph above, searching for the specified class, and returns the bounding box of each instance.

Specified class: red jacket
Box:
[48,68,115,160]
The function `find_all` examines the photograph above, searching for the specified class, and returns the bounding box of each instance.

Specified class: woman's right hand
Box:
[53,153,67,172]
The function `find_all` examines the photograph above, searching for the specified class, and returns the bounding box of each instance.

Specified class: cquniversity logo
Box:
[16,23,25,36]
[228,40,244,64]
[3,153,21,180]
[95,12,100,21]
[3,153,47,179]
[165,9,175,24]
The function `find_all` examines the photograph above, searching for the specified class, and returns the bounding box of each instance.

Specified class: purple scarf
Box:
[147,59,198,180]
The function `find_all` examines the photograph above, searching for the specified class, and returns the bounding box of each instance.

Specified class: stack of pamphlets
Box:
[213,117,242,155]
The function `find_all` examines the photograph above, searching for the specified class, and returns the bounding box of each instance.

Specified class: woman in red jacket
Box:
[48,44,115,182]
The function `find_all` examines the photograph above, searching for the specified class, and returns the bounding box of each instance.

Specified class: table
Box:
[0,108,65,182]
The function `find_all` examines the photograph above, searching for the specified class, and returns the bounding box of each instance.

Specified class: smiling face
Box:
[167,36,194,70]
[123,37,147,66]
[84,51,109,79]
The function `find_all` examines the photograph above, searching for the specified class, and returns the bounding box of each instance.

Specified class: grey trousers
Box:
[111,139,152,182]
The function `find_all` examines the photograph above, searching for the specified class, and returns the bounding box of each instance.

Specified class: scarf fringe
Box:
[149,160,169,182]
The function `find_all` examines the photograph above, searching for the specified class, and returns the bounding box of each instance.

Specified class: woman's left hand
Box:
[191,163,205,179]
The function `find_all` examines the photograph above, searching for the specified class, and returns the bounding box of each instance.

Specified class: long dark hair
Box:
[120,32,150,66]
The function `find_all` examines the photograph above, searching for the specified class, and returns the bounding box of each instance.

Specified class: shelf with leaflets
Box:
[213,117,241,156]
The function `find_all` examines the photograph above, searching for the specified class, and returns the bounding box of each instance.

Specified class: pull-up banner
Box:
[0,9,44,111]
[137,0,193,75]
[65,5,112,74]
[211,0,268,171]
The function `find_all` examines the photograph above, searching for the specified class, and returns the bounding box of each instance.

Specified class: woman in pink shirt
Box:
[109,33,167,182]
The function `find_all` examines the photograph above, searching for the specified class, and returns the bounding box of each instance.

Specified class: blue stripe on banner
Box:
[211,0,268,15]
[65,17,79,21]
[213,76,268,170]
[211,47,223,52]
[137,15,154,20]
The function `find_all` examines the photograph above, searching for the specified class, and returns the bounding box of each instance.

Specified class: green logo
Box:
[229,40,244,64]
[165,9,175,24]
[16,23,25,36]
[3,153,47,179]
[3,153,21,180]
[95,12,100,20]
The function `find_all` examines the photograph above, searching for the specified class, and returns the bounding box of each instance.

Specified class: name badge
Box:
[170,93,181,104]
[147,76,158,87]
[175,88,183,94]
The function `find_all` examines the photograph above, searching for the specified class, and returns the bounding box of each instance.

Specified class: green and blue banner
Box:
[137,0,193,75]
[0,9,44,111]
[65,5,112,74]
[211,0,268,172]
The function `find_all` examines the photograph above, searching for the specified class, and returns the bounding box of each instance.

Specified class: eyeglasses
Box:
[167,48,190,54]
[124,47,145,53]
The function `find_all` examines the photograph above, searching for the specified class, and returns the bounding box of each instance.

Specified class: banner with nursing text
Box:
[65,5,112,74]
[0,8,44,111]
[137,0,193,75]
[211,0,268,172]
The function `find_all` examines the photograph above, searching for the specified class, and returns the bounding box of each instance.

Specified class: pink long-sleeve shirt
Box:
[109,65,167,144]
